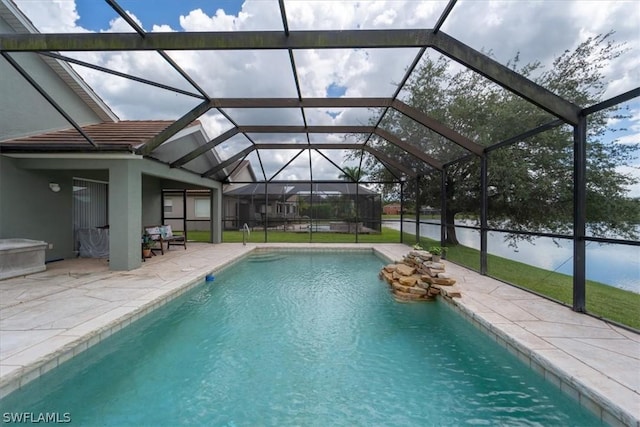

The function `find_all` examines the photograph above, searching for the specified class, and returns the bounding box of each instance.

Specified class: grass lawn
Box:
[189,227,402,244]
[186,228,639,329]
[409,234,640,330]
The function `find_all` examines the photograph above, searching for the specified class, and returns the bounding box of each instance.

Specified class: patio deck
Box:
[0,243,638,426]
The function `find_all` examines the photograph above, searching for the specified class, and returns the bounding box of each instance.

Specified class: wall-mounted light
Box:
[49,182,61,193]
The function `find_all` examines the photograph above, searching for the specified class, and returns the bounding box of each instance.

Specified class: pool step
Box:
[247,253,287,263]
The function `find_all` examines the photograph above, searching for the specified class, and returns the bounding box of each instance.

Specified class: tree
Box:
[338,166,366,182]
[353,32,639,245]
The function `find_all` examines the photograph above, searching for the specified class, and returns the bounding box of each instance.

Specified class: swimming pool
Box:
[0,251,603,425]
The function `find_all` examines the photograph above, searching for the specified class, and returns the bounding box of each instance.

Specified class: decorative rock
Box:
[441,285,462,298]
[432,278,456,286]
[394,290,435,302]
[380,270,394,284]
[409,286,428,295]
[420,275,433,284]
[424,268,446,277]
[423,262,445,270]
[398,275,418,286]
[379,251,459,301]
[392,282,413,293]
[410,250,431,258]
[395,264,416,276]
[417,280,430,289]
[393,294,412,302]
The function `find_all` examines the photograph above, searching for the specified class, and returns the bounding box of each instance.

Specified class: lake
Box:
[385,220,639,294]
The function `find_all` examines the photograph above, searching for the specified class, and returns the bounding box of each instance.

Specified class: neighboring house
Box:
[222,160,258,230]
[0,0,225,271]
[224,182,382,231]
[161,160,259,232]
[383,203,402,215]
[162,189,213,233]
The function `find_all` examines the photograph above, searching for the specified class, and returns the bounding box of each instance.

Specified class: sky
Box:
[9,0,640,194]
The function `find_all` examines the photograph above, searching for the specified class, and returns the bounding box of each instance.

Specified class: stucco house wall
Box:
[0,156,73,261]
[0,8,110,141]
[142,175,163,227]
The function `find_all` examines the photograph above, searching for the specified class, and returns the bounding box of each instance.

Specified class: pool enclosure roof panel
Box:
[0,0,619,185]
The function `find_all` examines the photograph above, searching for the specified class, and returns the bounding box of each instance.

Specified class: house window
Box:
[195,198,210,218]
[164,199,173,214]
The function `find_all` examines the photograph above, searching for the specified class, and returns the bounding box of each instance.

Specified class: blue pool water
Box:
[0,251,603,426]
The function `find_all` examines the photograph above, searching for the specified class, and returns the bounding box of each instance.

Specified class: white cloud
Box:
[372,8,397,27]
[628,108,640,132]
[617,165,640,198]
[13,0,84,32]
[180,8,239,31]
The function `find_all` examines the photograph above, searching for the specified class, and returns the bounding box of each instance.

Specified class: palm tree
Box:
[338,166,366,182]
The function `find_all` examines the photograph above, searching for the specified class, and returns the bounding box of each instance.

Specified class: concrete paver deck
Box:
[0,243,638,426]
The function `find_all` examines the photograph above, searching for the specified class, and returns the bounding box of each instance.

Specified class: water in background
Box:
[392,220,639,293]
[0,252,602,426]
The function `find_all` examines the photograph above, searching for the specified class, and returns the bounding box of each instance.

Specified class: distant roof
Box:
[225,182,378,196]
[227,160,257,182]
[0,121,173,150]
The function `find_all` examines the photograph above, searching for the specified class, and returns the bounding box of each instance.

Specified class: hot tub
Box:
[0,239,48,280]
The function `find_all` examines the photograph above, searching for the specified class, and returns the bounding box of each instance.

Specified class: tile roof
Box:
[0,121,173,150]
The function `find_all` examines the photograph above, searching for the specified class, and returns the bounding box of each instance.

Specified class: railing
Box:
[242,223,250,246]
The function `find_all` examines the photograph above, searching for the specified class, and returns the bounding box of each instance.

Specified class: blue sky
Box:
[75,0,244,31]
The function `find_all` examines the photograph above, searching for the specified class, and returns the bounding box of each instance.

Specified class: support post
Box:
[573,116,587,312]
[415,175,421,245]
[264,183,268,242]
[400,180,405,243]
[182,189,187,241]
[440,168,447,248]
[310,183,314,242]
[355,183,360,243]
[480,155,488,275]
[108,161,142,270]
[210,188,222,243]
[161,190,165,225]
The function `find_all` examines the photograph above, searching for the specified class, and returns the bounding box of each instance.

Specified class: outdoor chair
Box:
[144,225,187,254]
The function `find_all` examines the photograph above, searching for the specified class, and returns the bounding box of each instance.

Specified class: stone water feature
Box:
[379,250,460,302]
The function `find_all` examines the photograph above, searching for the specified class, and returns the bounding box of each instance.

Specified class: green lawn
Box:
[189,227,401,244]
[186,228,639,329]
[409,234,640,330]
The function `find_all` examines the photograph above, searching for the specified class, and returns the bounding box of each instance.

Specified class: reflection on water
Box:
[387,220,639,293]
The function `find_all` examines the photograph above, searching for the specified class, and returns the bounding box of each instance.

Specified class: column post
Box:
[109,161,142,270]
